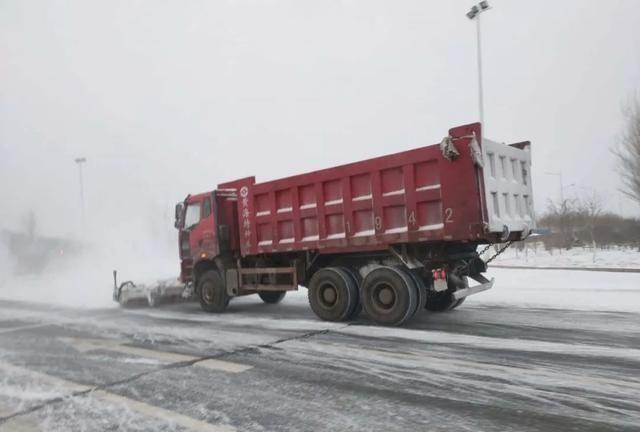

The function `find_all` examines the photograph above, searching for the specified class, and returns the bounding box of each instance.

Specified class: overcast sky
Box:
[1,0,639,240]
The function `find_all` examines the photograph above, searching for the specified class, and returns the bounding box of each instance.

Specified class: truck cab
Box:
[176,192,218,285]
[175,190,239,285]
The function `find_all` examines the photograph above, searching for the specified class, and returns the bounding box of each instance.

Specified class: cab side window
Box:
[202,197,212,219]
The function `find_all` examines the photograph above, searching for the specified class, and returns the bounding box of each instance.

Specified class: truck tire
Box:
[451,297,466,309]
[425,273,468,312]
[339,267,362,319]
[425,291,457,312]
[259,291,286,304]
[405,270,427,316]
[361,266,418,326]
[308,267,358,322]
[198,270,229,313]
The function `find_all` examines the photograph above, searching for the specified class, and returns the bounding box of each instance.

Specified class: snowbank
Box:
[470,267,640,313]
[486,245,640,269]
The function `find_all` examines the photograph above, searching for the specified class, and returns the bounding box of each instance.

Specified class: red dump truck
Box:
[174,123,534,325]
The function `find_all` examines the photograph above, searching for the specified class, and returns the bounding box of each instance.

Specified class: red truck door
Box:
[185,194,218,261]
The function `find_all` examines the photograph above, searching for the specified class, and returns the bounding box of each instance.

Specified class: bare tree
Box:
[613,97,640,206]
[544,197,578,249]
[577,191,604,262]
[578,191,604,234]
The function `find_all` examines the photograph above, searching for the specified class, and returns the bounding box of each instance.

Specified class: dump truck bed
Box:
[220,123,533,257]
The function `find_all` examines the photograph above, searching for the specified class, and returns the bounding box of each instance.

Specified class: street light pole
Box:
[475,13,484,126]
[75,157,87,231]
[467,1,491,129]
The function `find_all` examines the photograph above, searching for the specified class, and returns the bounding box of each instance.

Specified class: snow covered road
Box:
[0,268,639,431]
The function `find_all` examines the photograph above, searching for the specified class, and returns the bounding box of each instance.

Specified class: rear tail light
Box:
[432,268,447,280]
[431,268,449,292]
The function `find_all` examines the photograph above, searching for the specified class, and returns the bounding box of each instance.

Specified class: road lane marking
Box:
[95,391,235,432]
[0,406,18,417]
[0,361,89,431]
[0,414,41,432]
[0,360,90,393]
[1,401,42,432]
[0,323,50,335]
[59,337,253,373]
[0,361,236,432]
[197,359,253,373]
[59,337,194,362]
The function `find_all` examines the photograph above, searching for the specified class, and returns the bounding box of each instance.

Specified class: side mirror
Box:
[174,202,185,229]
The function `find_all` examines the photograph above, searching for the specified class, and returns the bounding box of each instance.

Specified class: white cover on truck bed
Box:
[481,138,534,234]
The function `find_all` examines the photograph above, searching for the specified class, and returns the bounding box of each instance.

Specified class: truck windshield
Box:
[184,202,201,228]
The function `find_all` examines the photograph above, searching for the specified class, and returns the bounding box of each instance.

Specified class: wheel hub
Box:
[378,287,394,305]
[373,283,396,311]
[202,282,214,303]
[320,284,337,306]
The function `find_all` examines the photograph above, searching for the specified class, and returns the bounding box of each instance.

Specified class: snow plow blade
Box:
[453,274,495,300]
[112,270,191,307]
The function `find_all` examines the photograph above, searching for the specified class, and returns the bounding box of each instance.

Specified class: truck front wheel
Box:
[308,268,358,322]
[198,270,229,313]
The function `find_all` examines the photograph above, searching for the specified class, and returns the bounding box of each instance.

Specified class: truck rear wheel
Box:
[451,297,465,309]
[425,291,457,312]
[259,291,286,304]
[405,270,427,315]
[361,266,418,326]
[198,270,229,313]
[308,267,358,322]
[339,267,362,319]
